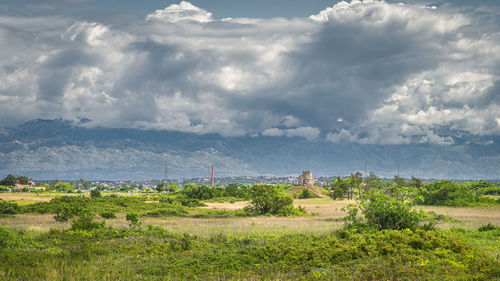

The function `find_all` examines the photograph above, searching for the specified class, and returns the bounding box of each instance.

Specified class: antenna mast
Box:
[211,165,214,186]
[364,160,367,181]
[164,160,168,183]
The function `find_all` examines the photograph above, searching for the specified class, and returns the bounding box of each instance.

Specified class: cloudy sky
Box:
[1,0,499,145]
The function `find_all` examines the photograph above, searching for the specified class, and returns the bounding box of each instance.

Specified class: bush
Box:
[0,225,18,249]
[181,184,224,200]
[71,215,105,231]
[53,201,87,222]
[245,185,306,216]
[142,207,188,217]
[479,223,498,232]
[90,189,102,198]
[420,180,496,207]
[297,189,317,199]
[0,200,20,215]
[126,213,141,229]
[345,191,423,231]
[100,211,116,219]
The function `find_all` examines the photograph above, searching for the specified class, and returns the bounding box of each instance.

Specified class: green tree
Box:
[77,178,85,190]
[346,172,362,200]
[330,177,348,200]
[344,190,423,230]
[393,176,406,188]
[126,213,141,229]
[362,191,423,230]
[245,185,295,215]
[0,200,20,215]
[156,183,165,193]
[366,172,380,190]
[419,180,493,207]
[225,184,239,197]
[0,174,18,186]
[17,176,30,185]
[166,184,179,193]
[182,184,214,200]
[90,189,101,198]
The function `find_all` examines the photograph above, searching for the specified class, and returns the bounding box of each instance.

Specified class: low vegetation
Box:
[0,219,498,280]
[343,190,424,231]
[0,175,499,280]
[419,180,497,207]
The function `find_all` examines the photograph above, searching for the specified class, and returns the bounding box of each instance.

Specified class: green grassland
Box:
[0,188,499,280]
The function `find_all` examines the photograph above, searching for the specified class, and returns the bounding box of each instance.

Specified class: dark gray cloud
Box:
[0,1,499,143]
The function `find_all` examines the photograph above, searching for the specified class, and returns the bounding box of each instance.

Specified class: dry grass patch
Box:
[203,198,355,218]
[101,211,343,237]
[0,192,83,203]
[418,205,500,229]
[294,198,355,217]
[202,201,249,210]
[0,214,70,231]
[142,216,342,237]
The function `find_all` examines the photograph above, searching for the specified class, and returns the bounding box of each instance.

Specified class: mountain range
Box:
[0,119,499,180]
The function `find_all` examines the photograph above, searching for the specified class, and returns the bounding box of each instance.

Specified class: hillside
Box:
[284,185,330,198]
[1,119,500,180]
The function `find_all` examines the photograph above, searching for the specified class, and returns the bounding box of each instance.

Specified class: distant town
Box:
[2,174,495,193]
[31,176,339,192]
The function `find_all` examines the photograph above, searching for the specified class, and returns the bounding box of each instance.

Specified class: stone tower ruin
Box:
[298,170,314,186]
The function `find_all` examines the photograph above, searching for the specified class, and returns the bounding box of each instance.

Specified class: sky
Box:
[1,0,499,145]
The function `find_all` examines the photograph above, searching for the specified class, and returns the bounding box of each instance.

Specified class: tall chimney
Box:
[211,165,214,186]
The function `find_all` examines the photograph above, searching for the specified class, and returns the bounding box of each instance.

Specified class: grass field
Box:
[1,193,499,280]
[1,194,499,235]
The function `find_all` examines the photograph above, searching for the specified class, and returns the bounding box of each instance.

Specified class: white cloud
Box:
[261,128,284,137]
[262,127,320,141]
[285,127,320,140]
[0,1,499,145]
[146,1,212,23]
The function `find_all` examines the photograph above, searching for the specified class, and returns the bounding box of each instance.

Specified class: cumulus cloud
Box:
[146,1,213,23]
[262,126,320,140]
[0,1,499,144]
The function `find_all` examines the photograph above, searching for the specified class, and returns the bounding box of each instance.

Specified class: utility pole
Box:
[397,161,400,177]
[164,160,168,183]
[364,160,367,182]
[211,165,214,186]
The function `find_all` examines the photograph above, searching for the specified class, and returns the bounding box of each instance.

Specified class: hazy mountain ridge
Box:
[0,119,499,180]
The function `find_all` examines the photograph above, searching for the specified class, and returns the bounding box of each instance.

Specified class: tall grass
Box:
[0,224,498,280]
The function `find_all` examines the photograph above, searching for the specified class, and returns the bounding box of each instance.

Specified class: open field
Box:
[2,195,499,235]
[1,192,499,280]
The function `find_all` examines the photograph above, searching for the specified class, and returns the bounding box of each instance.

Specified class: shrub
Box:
[54,204,80,222]
[142,207,188,217]
[100,211,116,219]
[0,225,18,249]
[126,213,141,229]
[420,180,496,207]
[245,185,306,216]
[181,184,221,200]
[341,204,362,226]
[90,189,102,198]
[0,200,20,215]
[344,191,423,231]
[71,215,105,231]
[363,191,423,230]
[479,223,498,232]
[297,189,317,199]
